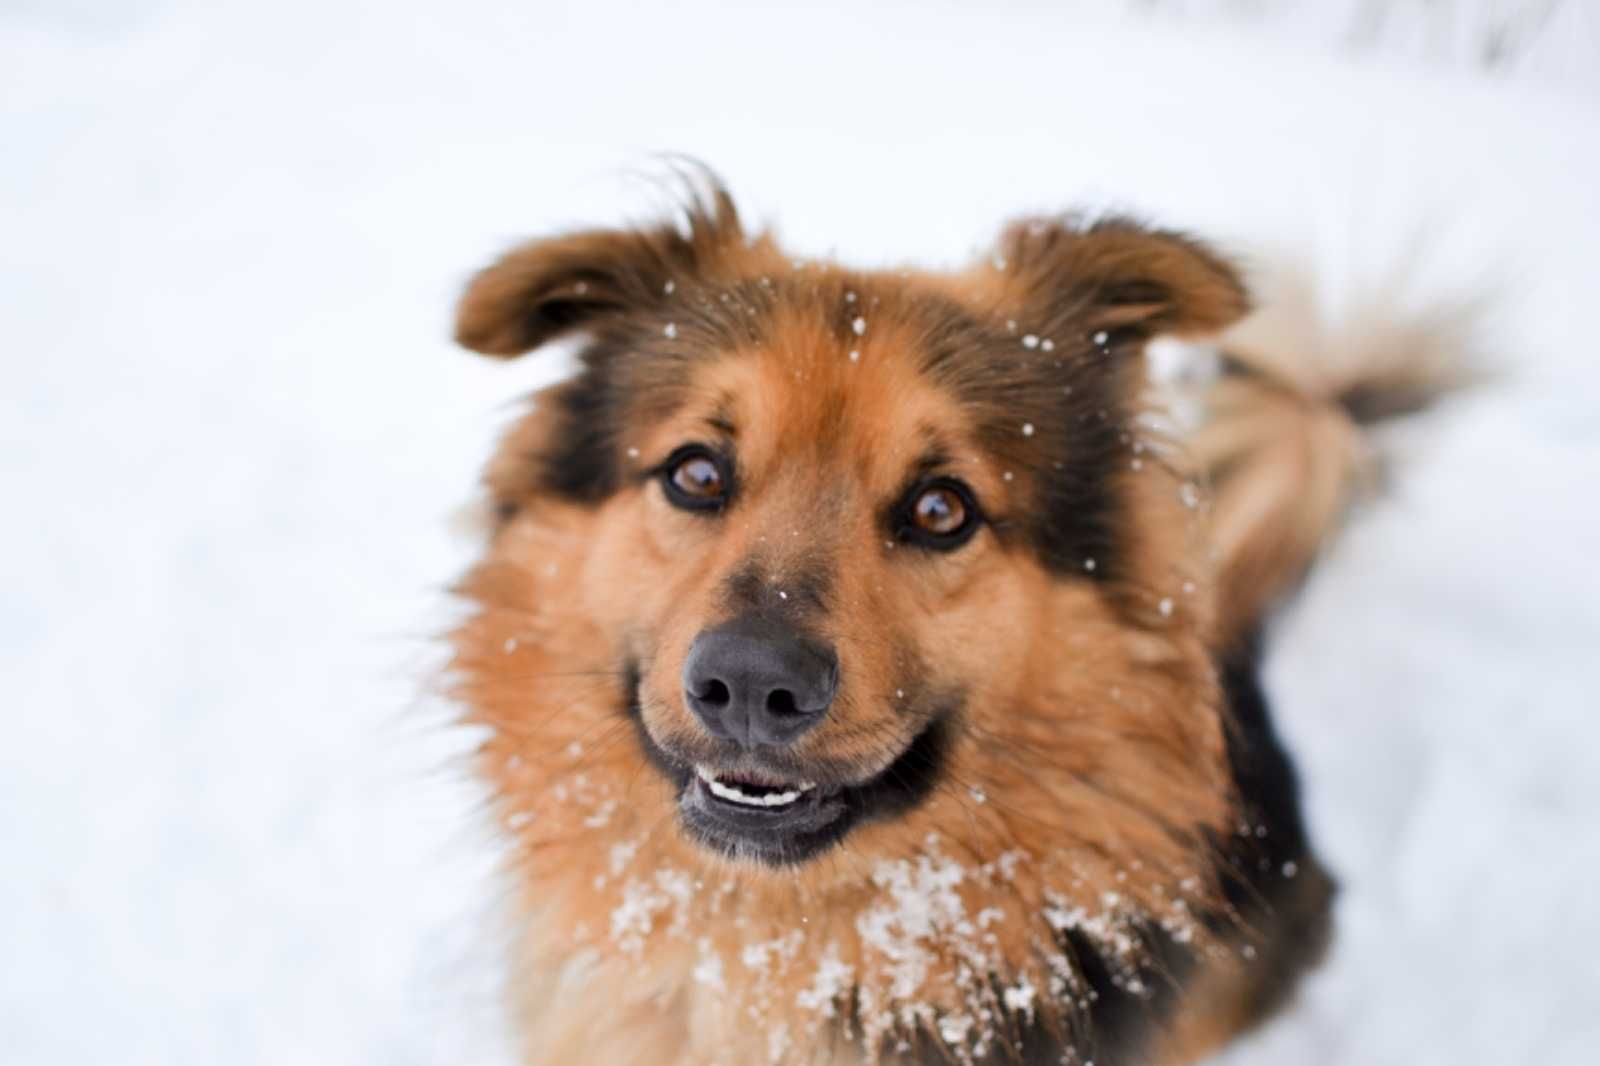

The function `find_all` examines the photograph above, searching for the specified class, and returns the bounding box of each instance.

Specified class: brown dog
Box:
[446,177,1432,1064]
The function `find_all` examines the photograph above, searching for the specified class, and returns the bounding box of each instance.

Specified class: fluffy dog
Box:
[446,177,1438,1064]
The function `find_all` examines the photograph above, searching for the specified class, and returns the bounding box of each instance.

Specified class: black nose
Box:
[682,616,838,749]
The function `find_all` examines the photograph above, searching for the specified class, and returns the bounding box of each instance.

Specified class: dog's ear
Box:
[455,186,748,357]
[984,216,1249,342]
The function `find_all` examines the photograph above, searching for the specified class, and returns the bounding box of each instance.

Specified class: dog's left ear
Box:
[985,216,1249,342]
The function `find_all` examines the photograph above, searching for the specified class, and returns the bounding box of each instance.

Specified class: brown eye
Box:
[672,456,722,497]
[661,447,731,512]
[913,486,966,535]
[897,478,981,550]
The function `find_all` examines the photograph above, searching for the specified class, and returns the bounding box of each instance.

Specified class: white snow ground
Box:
[3,2,1597,1064]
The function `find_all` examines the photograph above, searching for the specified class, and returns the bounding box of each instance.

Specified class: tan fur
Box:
[443,185,1365,1065]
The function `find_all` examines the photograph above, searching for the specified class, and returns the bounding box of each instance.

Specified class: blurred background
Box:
[4,2,1597,1063]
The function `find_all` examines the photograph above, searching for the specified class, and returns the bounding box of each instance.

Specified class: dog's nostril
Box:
[697,679,731,707]
[766,688,799,716]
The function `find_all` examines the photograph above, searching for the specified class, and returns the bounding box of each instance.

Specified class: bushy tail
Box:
[1187,261,1477,644]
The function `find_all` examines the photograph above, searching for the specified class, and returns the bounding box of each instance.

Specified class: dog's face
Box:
[558,303,1051,866]
[453,189,1248,882]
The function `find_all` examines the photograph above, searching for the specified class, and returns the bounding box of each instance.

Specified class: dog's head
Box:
[453,183,1246,892]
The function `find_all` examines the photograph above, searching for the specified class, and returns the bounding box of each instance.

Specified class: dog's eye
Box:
[897,479,981,550]
[661,446,731,512]
[914,487,966,534]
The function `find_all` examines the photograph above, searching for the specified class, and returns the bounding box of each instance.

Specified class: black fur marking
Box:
[1019,388,1125,583]
[533,360,621,502]
[1220,635,1317,875]
[969,354,1128,584]
[1049,927,1187,1066]
[1210,632,1336,1027]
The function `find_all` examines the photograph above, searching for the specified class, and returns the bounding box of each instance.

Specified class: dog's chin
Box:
[629,706,953,867]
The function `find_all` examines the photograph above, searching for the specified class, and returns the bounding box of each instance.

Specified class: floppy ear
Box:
[454,186,749,357]
[988,216,1249,342]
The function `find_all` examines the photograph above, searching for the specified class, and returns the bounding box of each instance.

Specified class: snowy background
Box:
[4,1,1598,1063]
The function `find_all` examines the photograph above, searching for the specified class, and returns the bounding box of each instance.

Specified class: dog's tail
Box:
[1187,260,1476,645]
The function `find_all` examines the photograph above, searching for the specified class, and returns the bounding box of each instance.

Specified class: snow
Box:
[2,1,1597,1065]
[795,945,854,1018]
[692,939,727,992]
[856,847,972,1003]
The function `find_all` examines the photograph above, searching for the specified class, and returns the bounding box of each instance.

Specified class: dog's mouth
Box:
[680,760,848,864]
[625,672,954,866]
[674,727,948,865]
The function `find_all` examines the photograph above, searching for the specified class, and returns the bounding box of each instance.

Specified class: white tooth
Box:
[705,776,802,808]
[706,778,740,803]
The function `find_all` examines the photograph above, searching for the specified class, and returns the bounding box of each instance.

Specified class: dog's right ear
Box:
[455,229,669,357]
[455,187,750,358]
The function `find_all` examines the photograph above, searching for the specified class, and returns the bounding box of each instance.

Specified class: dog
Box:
[445,176,1444,1064]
